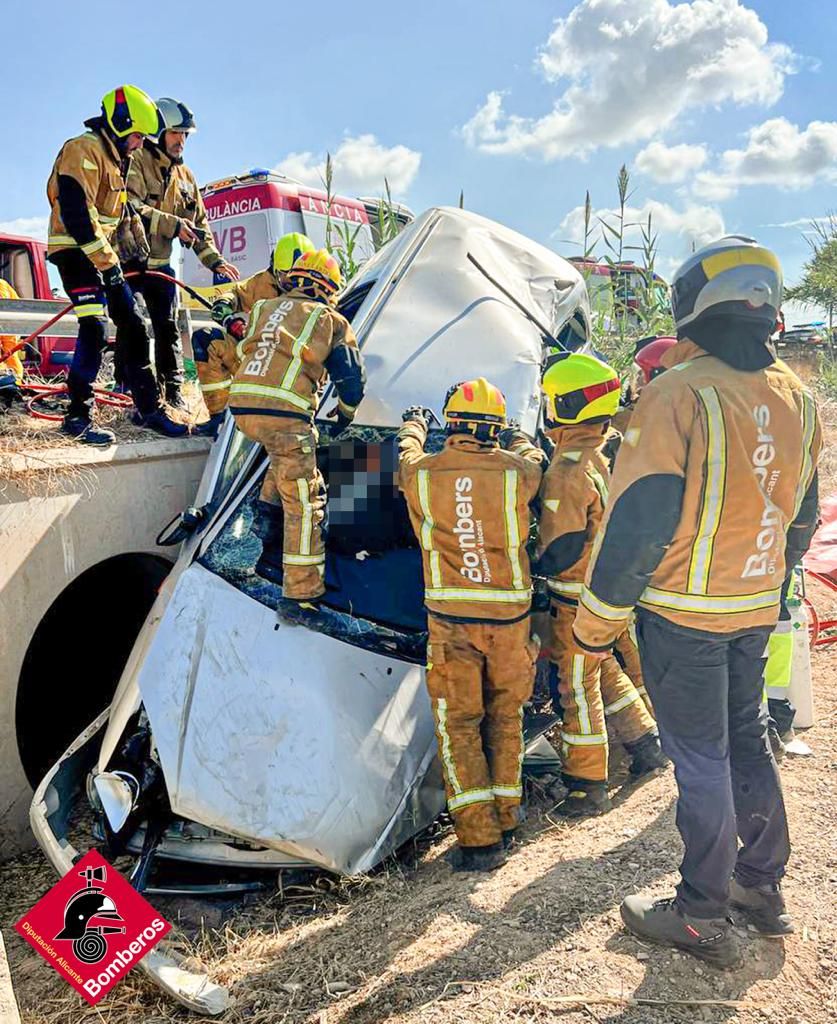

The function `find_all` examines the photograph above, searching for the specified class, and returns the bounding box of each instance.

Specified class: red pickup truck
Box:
[0,230,72,375]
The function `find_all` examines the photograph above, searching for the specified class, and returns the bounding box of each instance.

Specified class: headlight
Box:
[92,771,140,833]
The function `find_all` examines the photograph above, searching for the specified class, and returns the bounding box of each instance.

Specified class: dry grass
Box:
[0,378,208,496]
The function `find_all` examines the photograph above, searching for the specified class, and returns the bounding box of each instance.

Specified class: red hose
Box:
[5,269,215,418]
[2,270,212,371]
[125,269,215,310]
[25,383,133,421]
[1,302,74,365]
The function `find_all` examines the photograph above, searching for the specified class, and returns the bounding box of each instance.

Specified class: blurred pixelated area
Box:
[321,437,415,553]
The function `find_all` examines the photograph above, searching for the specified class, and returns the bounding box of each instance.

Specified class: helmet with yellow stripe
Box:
[542,353,620,426]
[671,235,782,338]
[272,233,315,275]
[443,378,507,440]
[101,86,163,139]
[288,249,342,304]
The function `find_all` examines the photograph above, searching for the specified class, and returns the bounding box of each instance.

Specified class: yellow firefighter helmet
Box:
[101,86,162,138]
[272,233,315,274]
[443,378,507,438]
[288,249,342,303]
[542,352,620,425]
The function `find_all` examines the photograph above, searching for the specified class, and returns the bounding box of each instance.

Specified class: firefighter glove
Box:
[102,264,125,289]
[224,315,247,341]
[531,576,550,613]
[402,405,433,426]
[498,420,526,448]
[115,205,151,267]
[211,298,235,326]
[334,407,353,435]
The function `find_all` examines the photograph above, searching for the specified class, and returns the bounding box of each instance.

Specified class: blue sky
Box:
[3,0,836,296]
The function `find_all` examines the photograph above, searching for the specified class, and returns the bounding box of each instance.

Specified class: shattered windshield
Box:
[197,426,445,663]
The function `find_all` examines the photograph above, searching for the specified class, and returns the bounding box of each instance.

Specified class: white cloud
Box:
[559,199,726,273]
[275,134,421,197]
[0,216,48,240]
[635,142,708,183]
[762,216,831,230]
[693,118,837,199]
[462,0,794,160]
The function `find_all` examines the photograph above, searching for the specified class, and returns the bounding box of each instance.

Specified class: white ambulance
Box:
[179,168,385,305]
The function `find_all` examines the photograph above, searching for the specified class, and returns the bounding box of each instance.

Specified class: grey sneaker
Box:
[729,878,794,937]
[621,895,742,968]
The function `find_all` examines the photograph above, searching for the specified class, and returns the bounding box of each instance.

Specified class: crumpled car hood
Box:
[135,565,442,874]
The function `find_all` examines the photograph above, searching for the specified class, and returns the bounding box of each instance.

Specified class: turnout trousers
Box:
[233,413,326,600]
[636,610,789,919]
[116,264,183,394]
[548,599,655,783]
[613,621,655,715]
[50,250,159,419]
[426,615,538,847]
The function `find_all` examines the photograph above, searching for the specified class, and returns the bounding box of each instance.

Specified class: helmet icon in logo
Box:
[54,865,125,964]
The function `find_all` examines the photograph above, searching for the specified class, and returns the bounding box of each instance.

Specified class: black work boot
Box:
[501,829,518,850]
[138,408,189,437]
[251,501,285,585]
[61,416,115,447]
[626,731,670,777]
[621,895,741,968]
[555,780,612,819]
[446,842,507,873]
[729,878,794,937]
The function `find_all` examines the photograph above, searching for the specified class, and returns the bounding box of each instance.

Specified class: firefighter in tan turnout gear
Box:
[398,379,544,873]
[229,250,365,604]
[533,353,665,819]
[47,85,187,444]
[194,232,316,436]
[572,237,822,967]
[124,97,239,408]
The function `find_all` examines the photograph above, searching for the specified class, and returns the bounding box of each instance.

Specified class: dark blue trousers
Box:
[636,610,790,919]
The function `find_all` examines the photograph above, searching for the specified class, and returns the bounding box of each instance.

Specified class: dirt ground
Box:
[1,356,835,1024]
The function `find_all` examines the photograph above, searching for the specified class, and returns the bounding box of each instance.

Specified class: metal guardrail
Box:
[0,299,214,342]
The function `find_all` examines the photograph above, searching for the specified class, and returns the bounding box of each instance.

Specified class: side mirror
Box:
[156,505,207,547]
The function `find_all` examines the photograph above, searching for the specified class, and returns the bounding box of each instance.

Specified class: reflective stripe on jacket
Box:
[573,341,822,647]
[47,128,126,272]
[227,292,362,421]
[534,422,612,601]
[398,423,543,622]
[126,141,222,270]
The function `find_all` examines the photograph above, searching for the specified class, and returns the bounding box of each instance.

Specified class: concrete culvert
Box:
[16,553,171,787]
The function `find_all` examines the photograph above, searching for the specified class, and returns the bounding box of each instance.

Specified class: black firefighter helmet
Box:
[54,866,123,940]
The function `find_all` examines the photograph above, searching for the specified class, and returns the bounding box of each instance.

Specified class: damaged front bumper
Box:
[30,711,231,1016]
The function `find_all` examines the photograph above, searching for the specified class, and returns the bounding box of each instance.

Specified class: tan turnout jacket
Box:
[226,293,361,422]
[573,340,822,647]
[126,141,222,269]
[218,268,281,313]
[534,422,612,601]
[47,129,126,273]
[398,423,544,622]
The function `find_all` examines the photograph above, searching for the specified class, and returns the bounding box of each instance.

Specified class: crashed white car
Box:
[30,207,592,1006]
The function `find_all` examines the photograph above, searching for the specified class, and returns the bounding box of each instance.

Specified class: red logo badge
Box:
[15,850,170,1005]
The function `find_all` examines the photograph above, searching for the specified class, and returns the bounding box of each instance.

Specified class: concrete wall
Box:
[0,438,210,859]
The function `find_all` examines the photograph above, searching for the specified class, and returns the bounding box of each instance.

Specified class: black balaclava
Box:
[682,315,776,371]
